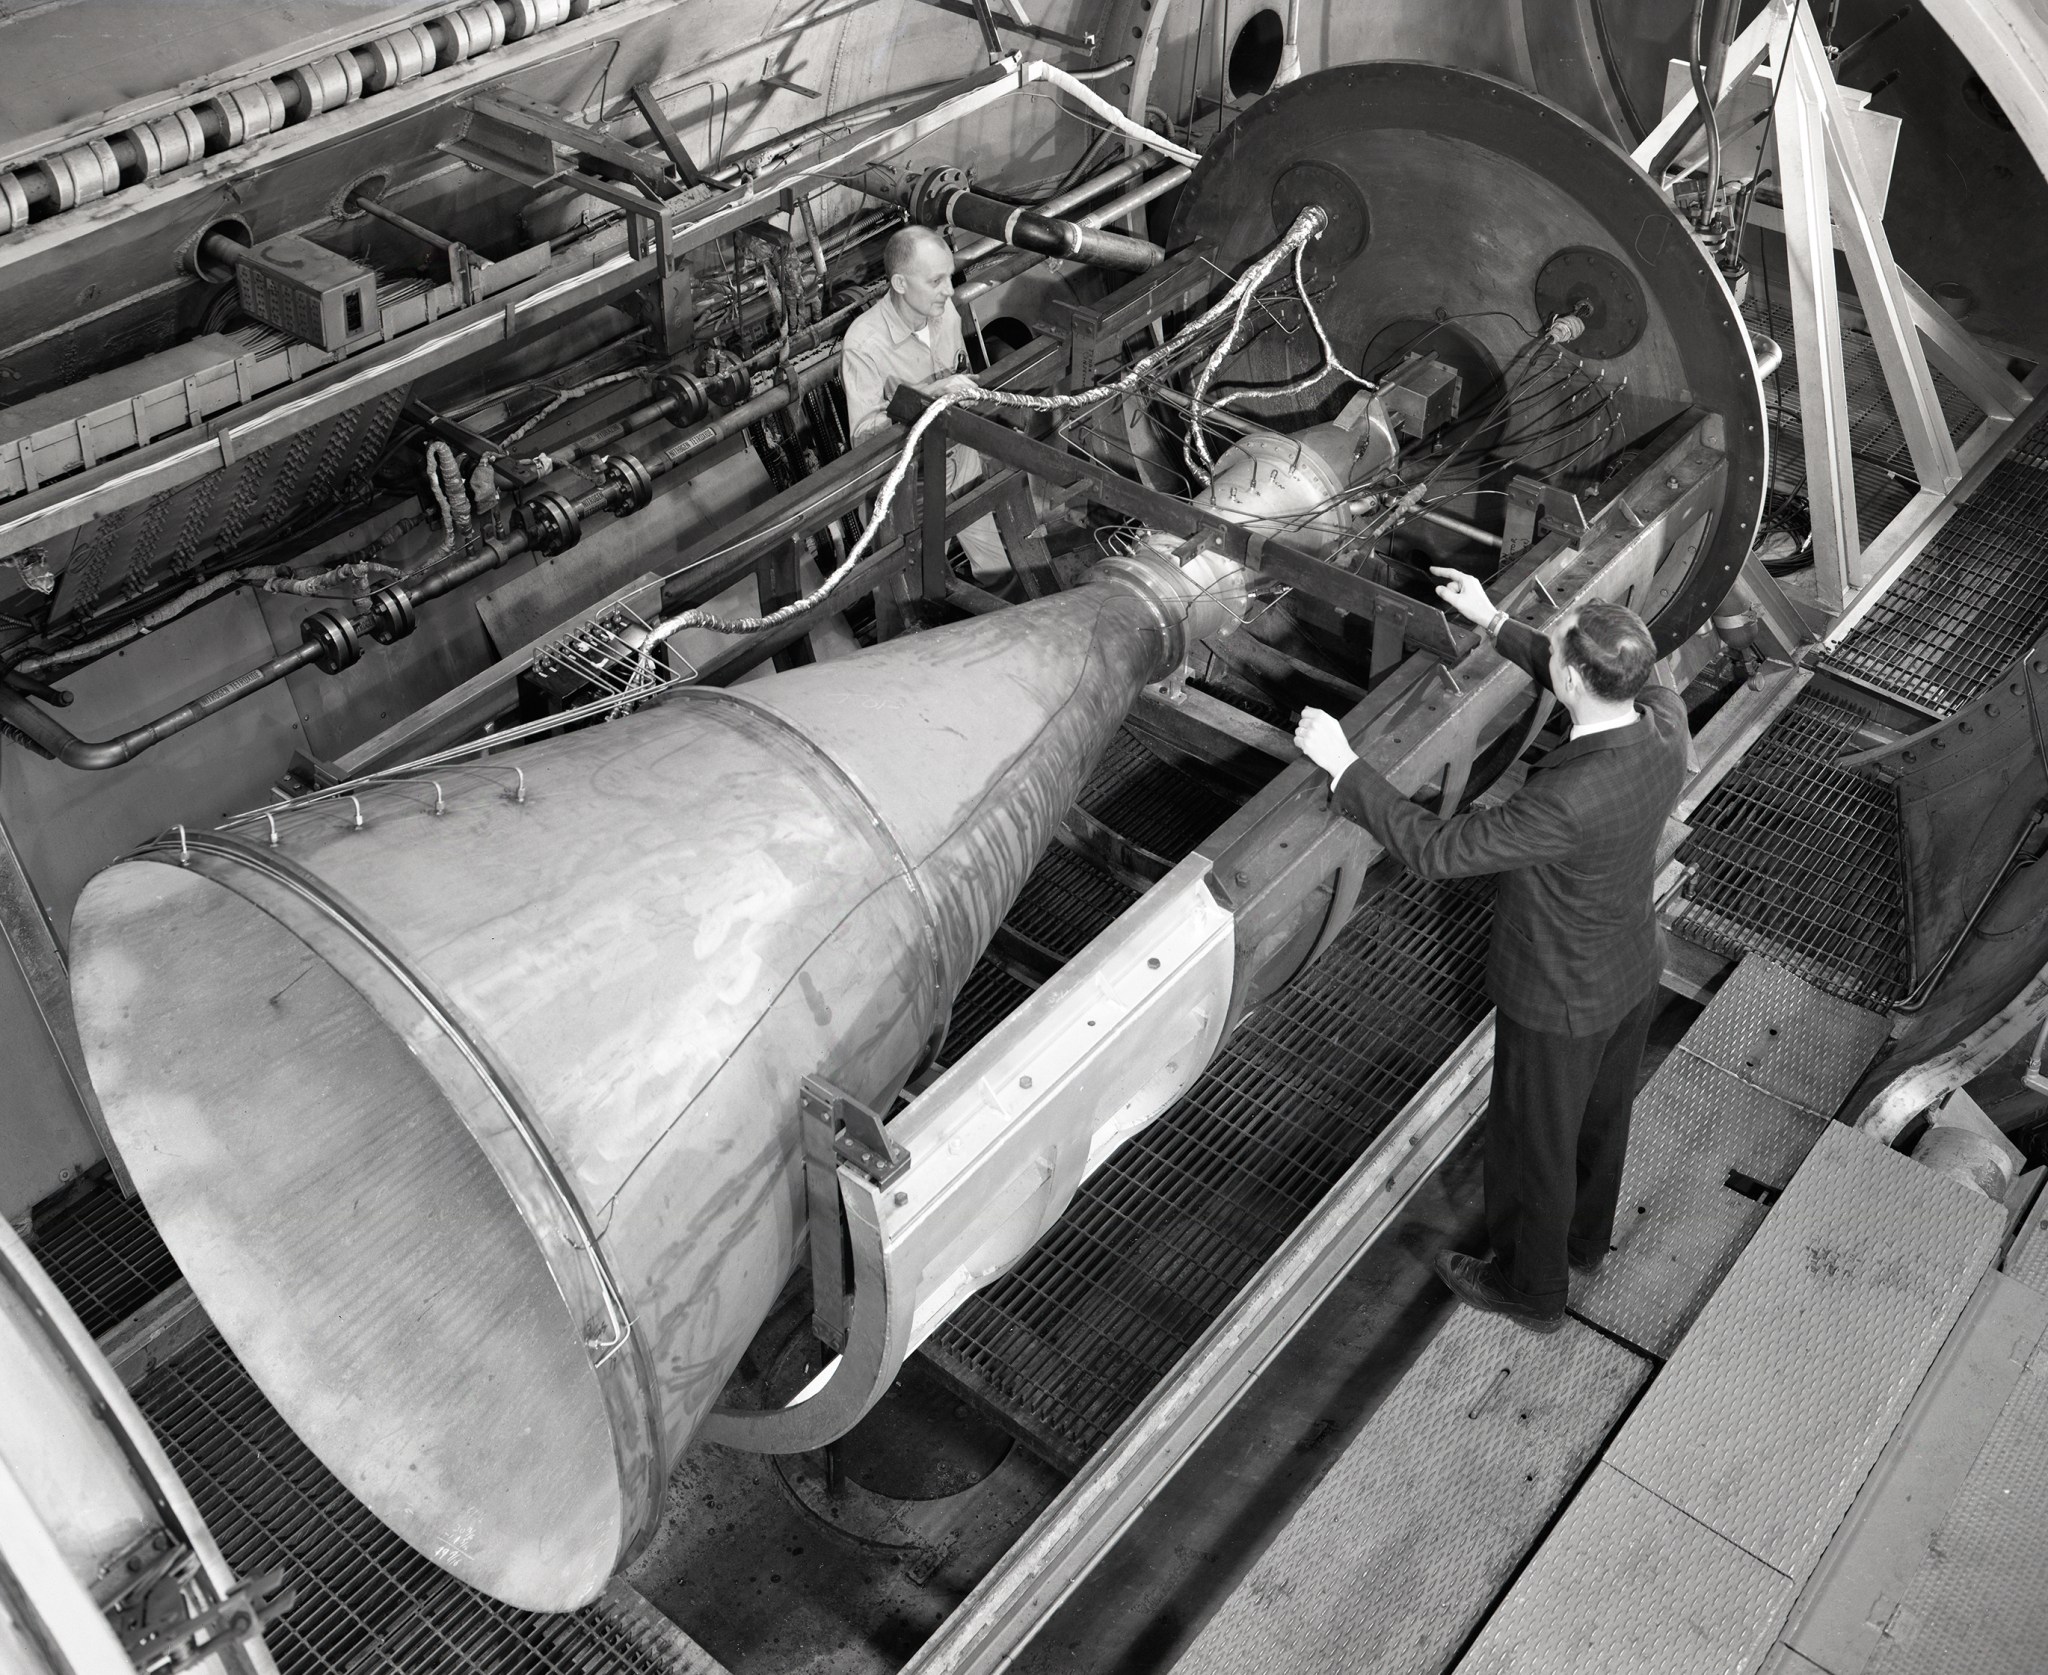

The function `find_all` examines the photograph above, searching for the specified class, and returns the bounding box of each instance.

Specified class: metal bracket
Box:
[803,1073,910,1186]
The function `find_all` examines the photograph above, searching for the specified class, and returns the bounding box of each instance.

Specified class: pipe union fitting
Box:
[0,172,29,235]
[358,25,435,92]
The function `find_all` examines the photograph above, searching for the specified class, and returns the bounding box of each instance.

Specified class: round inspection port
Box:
[1228,7,1285,100]
[187,215,253,282]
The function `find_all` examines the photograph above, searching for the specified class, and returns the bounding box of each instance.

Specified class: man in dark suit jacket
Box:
[1294,568,1689,1332]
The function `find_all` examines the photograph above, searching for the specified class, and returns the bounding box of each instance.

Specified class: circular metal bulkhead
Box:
[1167,62,1768,652]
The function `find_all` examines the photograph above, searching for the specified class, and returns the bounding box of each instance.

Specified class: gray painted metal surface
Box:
[1864,1342,2048,1674]
[1571,1050,1824,1357]
[1608,1125,2003,1578]
[1679,956,1893,1116]
[1782,1270,2048,1673]
[1458,1464,1793,1674]
[2005,1190,2048,1296]
[1174,1311,1648,1675]
[1463,1125,2004,1672]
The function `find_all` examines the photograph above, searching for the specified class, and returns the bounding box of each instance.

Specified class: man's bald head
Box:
[883,224,957,327]
[884,223,953,277]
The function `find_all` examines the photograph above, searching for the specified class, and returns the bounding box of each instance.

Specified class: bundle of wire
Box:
[638,206,1369,653]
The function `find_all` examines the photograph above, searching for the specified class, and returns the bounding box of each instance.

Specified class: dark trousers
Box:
[1485,987,1660,1311]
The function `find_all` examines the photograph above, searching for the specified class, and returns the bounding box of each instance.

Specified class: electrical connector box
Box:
[1378,354,1463,440]
[235,235,380,353]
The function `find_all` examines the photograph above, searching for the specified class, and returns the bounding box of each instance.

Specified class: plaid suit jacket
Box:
[1333,620,1690,1036]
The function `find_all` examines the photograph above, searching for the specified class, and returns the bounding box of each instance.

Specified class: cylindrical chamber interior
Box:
[68,859,622,1612]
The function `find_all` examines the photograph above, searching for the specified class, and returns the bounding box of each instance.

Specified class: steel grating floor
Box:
[924,871,1495,1470]
[1819,443,2048,716]
[28,1196,691,1674]
[1744,287,1978,549]
[1675,689,1909,1009]
[1074,732,1243,862]
[132,1334,686,1675]
[26,1171,185,1337]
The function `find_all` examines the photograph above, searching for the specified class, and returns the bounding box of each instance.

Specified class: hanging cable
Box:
[638,208,1347,652]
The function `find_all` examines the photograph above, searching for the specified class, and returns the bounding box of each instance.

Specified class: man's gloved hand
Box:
[921,373,982,403]
[1294,707,1357,791]
[1429,566,1496,628]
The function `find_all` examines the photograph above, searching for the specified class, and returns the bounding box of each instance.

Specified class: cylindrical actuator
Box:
[69,556,1224,1611]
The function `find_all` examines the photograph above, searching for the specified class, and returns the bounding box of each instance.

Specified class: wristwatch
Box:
[1482,606,1509,638]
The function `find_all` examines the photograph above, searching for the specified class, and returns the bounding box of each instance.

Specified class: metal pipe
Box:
[351,193,458,254]
[1415,506,1504,549]
[935,187,1163,271]
[948,157,1150,261]
[0,642,325,769]
[0,350,851,770]
[957,165,1188,304]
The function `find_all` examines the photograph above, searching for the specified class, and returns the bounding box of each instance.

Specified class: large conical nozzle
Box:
[68,558,1204,1611]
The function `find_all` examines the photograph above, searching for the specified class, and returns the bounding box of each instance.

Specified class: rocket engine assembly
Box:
[56,60,1768,1615]
[68,553,1234,1609]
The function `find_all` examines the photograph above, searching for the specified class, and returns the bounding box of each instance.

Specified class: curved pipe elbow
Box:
[0,685,141,769]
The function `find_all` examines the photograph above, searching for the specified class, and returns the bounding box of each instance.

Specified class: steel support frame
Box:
[898,1020,1496,1675]
[1642,1,2033,619]
[0,55,1039,557]
[699,415,1727,1472]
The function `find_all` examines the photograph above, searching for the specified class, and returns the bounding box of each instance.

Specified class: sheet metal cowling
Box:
[68,557,1214,1610]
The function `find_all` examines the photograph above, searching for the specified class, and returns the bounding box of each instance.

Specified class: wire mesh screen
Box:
[1676,689,1908,1009]
[925,871,1495,1468]
[1818,446,2048,717]
[134,1335,687,1675]
[27,1174,184,1336]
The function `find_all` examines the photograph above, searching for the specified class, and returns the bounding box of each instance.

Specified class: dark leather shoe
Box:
[1433,1252,1566,1334]
[1568,1247,1607,1276]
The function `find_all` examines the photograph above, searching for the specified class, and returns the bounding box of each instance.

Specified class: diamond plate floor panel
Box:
[1678,958,1892,1118]
[1456,1464,1793,1675]
[1605,1125,2005,1581]
[1569,1051,1824,1358]
[1862,1343,2048,1675]
[1571,958,1887,1358]
[1175,1312,1648,1675]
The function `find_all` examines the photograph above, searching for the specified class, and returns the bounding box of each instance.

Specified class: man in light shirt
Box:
[841,224,1011,588]
[1295,570,1688,1335]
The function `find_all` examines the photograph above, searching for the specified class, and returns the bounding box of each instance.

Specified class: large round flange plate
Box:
[1271,159,1370,282]
[1533,244,1648,358]
[1166,62,1768,653]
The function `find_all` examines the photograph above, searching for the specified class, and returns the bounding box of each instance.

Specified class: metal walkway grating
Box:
[925,871,1495,1469]
[135,1333,686,1675]
[936,726,1246,1067]
[1818,445,2048,716]
[27,1172,184,1337]
[1003,844,1141,959]
[1675,689,1908,1009]
[1745,288,1978,546]
[1075,732,1244,863]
